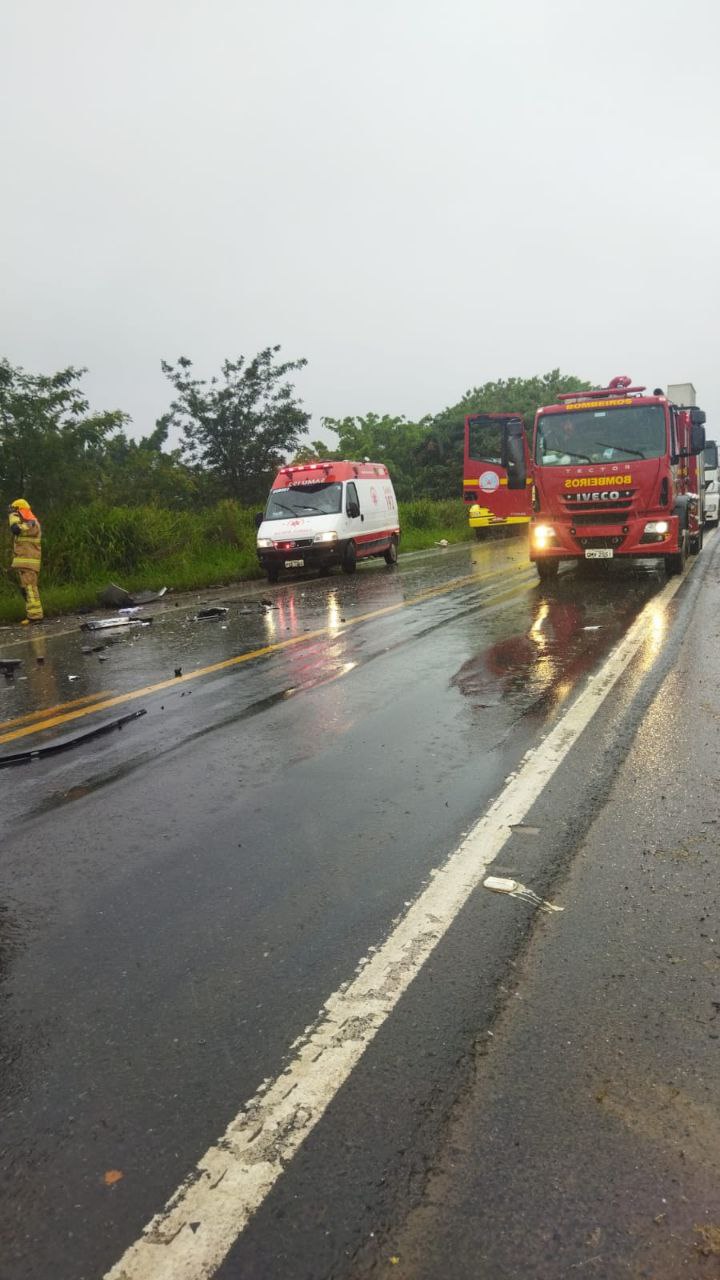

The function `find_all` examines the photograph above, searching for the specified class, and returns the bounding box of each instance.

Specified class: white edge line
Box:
[105,566,689,1280]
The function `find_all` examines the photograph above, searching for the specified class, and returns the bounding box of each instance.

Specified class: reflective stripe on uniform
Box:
[11,556,42,570]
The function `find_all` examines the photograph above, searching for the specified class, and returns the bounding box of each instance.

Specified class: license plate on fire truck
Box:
[284,558,304,567]
[584,549,613,560]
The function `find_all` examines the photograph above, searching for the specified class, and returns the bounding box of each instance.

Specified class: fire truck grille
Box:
[576,534,626,549]
[570,512,628,526]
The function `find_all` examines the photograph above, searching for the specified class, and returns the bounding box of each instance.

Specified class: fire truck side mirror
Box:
[690,423,706,455]
[504,420,528,490]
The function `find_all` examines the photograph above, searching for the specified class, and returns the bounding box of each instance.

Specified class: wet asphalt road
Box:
[0,535,707,1279]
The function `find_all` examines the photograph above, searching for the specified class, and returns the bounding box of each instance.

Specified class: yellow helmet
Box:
[10,498,30,510]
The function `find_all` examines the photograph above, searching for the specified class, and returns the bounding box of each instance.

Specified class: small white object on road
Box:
[483,875,563,913]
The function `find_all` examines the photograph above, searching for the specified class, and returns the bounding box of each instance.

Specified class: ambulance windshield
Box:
[535,405,666,466]
[265,482,343,519]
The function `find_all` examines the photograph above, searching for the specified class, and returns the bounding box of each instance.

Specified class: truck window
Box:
[468,420,503,464]
[346,482,360,514]
[535,405,667,465]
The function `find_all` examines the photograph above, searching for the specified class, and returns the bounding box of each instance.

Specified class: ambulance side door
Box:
[345,481,362,543]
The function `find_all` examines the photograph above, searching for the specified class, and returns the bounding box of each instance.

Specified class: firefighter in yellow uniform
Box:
[7,498,43,624]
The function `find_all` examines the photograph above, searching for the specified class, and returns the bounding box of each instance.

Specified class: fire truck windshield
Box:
[535,405,666,466]
[265,482,343,519]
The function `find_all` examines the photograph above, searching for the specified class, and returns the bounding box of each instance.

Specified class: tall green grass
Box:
[0,498,470,622]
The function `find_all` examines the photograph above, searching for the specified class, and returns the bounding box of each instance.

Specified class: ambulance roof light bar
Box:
[280,461,333,475]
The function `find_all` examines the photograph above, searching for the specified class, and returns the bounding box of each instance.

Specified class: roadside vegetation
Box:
[0,498,469,622]
[0,349,589,621]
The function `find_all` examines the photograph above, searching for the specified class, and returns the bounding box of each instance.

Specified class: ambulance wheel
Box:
[384,537,398,566]
[535,558,559,580]
[266,566,280,584]
[342,541,357,574]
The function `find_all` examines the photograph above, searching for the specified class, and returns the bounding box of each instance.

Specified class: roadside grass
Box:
[0,498,470,622]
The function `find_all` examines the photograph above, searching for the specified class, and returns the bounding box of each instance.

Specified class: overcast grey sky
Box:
[2,0,719,444]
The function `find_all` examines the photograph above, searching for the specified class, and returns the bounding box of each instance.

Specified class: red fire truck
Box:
[529,377,706,579]
[463,412,532,536]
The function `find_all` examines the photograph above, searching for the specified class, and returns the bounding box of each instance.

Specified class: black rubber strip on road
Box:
[0,709,148,768]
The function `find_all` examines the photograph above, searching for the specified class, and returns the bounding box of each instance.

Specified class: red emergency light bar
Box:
[281,462,333,475]
[556,387,647,401]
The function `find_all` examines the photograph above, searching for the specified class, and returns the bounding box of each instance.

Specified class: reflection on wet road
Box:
[0,536,680,1280]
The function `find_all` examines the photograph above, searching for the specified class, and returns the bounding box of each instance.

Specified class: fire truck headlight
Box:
[469,504,481,517]
[257,537,274,548]
[532,524,555,548]
[313,531,338,543]
[644,521,669,535]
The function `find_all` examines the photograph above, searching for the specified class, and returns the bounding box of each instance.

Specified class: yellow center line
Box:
[0,691,112,732]
[0,562,535,748]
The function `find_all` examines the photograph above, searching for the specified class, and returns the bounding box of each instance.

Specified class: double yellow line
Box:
[0,561,534,748]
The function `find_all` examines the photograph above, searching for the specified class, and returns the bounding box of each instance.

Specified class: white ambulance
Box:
[256,460,400,582]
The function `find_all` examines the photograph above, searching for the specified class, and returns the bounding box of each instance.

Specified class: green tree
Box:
[0,359,127,511]
[315,413,432,500]
[99,417,199,509]
[162,346,310,504]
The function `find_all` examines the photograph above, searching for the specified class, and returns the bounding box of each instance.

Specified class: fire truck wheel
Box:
[535,558,559,580]
[342,541,357,574]
[384,537,398,566]
[689,524,704,555]
[474,528,487,541]
[665,531,687,576]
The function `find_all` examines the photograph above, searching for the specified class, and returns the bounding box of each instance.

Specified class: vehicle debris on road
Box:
[0,657,22,676]
[0,709,148,768]
[97,583,167,608]
[194,607,230,620]
[483,875,564,913]
[80,616,153,632]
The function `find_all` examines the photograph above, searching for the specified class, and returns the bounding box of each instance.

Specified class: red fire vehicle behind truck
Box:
[463,412,532,536]
[529,377,706,579]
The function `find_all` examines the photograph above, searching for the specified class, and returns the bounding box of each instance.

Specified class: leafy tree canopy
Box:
[0,359,128,511]
[162,346,310,505]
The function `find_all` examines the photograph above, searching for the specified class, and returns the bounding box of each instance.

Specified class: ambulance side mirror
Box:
[254,511,264,529]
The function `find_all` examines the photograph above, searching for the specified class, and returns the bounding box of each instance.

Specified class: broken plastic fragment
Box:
[102,1169,124,1186]
[483,876,563,913]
